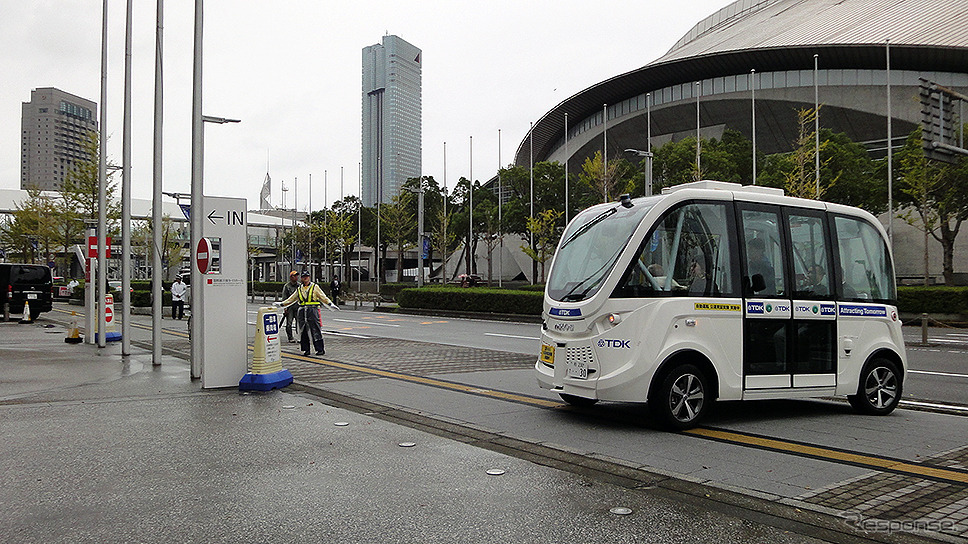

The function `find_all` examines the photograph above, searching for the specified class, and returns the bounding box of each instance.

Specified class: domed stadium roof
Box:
[662,0,968,63]
[516,0,968,165]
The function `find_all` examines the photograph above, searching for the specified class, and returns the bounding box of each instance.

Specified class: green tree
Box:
[522,208,564,283]
[62,130,120,224]
[381,192,415,282]
[578,151,637,204]
[896,127,968,284]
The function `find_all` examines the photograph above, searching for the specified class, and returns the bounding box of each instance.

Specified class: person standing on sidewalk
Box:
[330,276,342,306]
[170,276,187,320]
[281,271,300,343]
[278,271,338,356]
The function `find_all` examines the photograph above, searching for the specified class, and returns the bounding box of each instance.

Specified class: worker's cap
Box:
[289,270,299,277]
[301,271,310,278]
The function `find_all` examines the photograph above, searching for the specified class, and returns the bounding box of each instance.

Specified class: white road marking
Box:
[900,400,968,413]
[908,369,968,379]
[333,318,400,327]
[484,332,540,340]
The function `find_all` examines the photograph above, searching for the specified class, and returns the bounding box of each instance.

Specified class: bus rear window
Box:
[11,266,50,284]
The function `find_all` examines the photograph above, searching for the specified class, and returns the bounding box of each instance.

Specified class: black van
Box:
[0,264,53,320]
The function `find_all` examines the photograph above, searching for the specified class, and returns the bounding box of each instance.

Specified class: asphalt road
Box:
[264,304,968,409]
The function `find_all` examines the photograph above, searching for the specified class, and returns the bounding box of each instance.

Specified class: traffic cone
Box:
[19,300,32,324]
[65,311,82,344]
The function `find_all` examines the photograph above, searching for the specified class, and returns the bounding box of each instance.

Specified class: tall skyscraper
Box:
[362,35,422,206]
[21,87,98,191]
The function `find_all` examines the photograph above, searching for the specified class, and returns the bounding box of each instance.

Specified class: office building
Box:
[362,35,422,206]
[21,87,98,191]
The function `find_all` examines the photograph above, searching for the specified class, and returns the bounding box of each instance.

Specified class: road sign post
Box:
[195,196,248,388]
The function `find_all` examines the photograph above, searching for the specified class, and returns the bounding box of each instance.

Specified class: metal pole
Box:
[529,122,533,254]
[340,166,344,282]
[121,0,133,356]
[751,69,757,186]
[646,93,652,193]
[498,128,503,288]
[357,162,361,293]
[696,82,701,177]
[189,0,203,378]
[886,40,893,245]
[468,135,473,276]
[151,0,164,365]
[563,114,568,223]
[376,155,381,292]
[308,172,312,280]
[646,153,653,197]
[603,104,607,202]
[442,142,447,283]
[97,0,108,349]
[417,182,424,287]
[815,53,820,198]
[293,176,297,268]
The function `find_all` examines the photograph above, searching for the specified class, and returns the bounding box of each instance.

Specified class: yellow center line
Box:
[685,427,968,484]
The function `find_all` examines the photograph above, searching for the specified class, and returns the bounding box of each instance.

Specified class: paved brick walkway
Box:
[284,334,536,384]
[798,445,968,538]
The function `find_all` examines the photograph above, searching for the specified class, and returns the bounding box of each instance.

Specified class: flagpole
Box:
[497,128,502,288]
[308,173,313,281]
[751,69,757,185]
[886,40,893,245]
[815,53,821,198]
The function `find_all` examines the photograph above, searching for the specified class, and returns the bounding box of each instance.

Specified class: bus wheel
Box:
[848,358,901,416]
[558,393,598,407]
[651,364,709,430]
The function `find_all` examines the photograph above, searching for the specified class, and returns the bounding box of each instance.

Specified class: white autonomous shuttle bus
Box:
[535,181,905,430]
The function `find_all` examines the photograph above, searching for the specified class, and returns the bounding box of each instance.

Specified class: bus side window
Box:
[741,208,786,297]
[834,216,896,302]
[788,213,832,298]
[613,202,735,298]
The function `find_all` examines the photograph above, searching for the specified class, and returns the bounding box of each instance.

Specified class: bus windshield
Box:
[548,201,654,302]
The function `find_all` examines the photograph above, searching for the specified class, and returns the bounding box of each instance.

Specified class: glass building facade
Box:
[362,35,422,206]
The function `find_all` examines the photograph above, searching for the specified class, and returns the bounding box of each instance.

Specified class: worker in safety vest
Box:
[278,271,338,356]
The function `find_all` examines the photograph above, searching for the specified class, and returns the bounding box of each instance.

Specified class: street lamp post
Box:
[625,149,654,197]
[189,108,240,379]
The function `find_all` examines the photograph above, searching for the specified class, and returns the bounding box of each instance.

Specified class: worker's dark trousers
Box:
[298,305,324,354]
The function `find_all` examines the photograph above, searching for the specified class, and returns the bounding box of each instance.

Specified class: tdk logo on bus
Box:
[550,308,582,317]
[598,339,631,349]
[746,302,765,315]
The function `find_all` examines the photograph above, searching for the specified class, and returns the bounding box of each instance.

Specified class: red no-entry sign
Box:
[196,238,211,274]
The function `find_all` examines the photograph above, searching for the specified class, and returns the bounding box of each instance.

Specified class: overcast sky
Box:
[1,0,726,211]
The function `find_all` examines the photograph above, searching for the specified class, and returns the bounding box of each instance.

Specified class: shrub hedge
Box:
[897,286,968,315]
[397,286,543,315]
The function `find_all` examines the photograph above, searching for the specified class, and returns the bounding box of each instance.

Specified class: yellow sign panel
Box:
[694,302,742,312]
[540,344,555,366]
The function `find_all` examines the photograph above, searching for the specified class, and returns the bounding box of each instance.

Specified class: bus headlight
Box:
[608,313,622,325]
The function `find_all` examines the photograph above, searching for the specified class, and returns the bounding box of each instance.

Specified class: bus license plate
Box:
[566,359,587,379]
[27,294,38,300]
[540,344,555,366]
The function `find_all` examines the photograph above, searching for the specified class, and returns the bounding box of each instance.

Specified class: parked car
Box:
[0,263,53,320]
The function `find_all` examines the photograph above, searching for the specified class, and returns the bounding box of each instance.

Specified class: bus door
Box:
[739,204,794,389]
[739,204,837,391]
[786,209,837,388]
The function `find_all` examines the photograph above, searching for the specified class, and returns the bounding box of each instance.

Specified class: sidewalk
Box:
[0,318,832,544]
